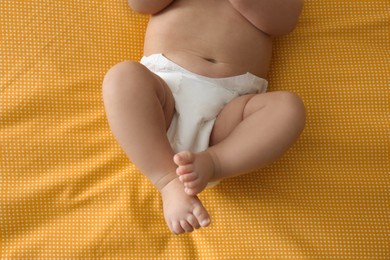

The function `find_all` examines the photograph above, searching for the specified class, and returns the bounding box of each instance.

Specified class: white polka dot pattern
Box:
[1,0,389,258]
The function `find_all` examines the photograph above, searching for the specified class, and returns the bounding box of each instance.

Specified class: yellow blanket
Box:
[2,0,389,258]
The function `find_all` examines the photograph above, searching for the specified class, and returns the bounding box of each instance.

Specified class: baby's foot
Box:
[174,150,218,196]
[160,177,210,235]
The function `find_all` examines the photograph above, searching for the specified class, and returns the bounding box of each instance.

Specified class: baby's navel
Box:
[204,57,217,63]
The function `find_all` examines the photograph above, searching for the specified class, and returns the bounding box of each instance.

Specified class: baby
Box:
[103,0,305,235]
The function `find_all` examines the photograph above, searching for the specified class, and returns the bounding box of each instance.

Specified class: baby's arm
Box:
[128,0,174,14]
[229,0,303,36]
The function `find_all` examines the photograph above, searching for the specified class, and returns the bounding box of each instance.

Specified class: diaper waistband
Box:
[140,53,268,95]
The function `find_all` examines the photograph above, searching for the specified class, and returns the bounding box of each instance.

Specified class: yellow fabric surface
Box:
[1,0,389,258]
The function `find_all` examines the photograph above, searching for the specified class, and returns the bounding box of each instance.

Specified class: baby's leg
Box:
[175,91,306,195]
[102,61,210,234]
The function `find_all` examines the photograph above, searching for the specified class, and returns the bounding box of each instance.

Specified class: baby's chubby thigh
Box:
[209,94,257,146]
[103,61,176,131]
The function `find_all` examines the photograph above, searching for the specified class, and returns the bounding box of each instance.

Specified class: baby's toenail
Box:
[200,219,210,227]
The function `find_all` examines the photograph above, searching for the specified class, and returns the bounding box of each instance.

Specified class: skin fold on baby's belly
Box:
[161,50,251,78]
[144,48,270,79]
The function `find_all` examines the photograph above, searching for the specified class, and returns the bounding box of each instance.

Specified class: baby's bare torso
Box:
[144,0,272,78]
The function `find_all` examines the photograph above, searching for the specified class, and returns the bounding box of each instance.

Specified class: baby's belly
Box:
[162,50,264,79]
[144,38,271,79]
[143,1,272,79]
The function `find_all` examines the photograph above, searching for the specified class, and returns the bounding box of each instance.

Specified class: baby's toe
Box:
[180,220,194,233]
[171,221,185,235]
[185,188,201,196]
[193,205,210,227]
[179,172,198,183]
[184,179,202,188]
[174,151,195,166]
[184,180,204,195]
[176,164,195,176]
[187,215,201,229]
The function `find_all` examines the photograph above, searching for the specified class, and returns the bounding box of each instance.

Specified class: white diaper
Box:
[140,54,268,186]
